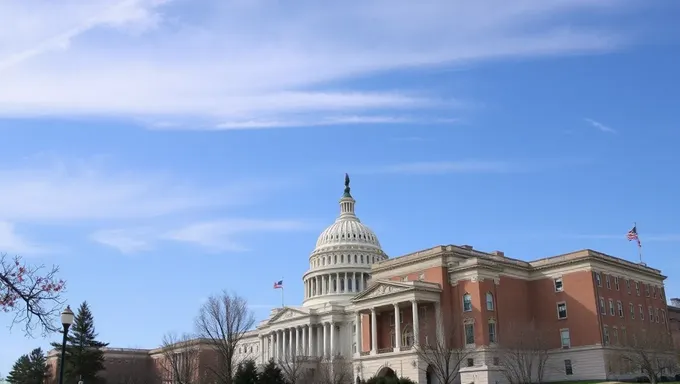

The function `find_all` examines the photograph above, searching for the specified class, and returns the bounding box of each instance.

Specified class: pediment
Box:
[351,280,412,302]
[267,307,309,324]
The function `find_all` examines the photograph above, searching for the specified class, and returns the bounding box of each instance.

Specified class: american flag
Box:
[273,280,283,289]
[627,225,641,247]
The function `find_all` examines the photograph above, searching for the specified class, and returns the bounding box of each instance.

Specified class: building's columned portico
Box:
[350,280,442,358]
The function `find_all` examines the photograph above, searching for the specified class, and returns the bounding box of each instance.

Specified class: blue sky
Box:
[2,0,680,375]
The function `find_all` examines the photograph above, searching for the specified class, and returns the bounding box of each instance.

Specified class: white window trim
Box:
[559,328,571,349]
[557,301,568,320]
[554,277,564,292]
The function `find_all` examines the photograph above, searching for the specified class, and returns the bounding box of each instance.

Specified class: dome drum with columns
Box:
[302,174,387,307]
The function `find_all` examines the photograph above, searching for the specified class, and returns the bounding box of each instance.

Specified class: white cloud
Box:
[0,221,48,255]
[584,118,617,133]
[0,0,640,127]
[0,157,272,223]
[92,219,311,253]
[90,228,156,253]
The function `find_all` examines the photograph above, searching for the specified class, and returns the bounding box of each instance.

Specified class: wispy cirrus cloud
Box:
[0,156,305,254]
[584,118,617,133]
[360,158,592,175]
[92,219,312,254]
[0,222,49,255]
[0,0,642,128]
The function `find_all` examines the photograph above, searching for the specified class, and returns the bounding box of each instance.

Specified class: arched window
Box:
[486,292,494,311]
[463,293,472,312]
[402,325,414,347]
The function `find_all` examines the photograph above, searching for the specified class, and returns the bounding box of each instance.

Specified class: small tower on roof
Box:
[339,173,356,220]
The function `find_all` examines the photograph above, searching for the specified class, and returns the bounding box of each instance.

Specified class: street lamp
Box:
[58,306,75,384]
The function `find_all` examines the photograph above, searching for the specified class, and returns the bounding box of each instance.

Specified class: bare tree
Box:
[414,316,474,384]
[612,328,678,384]
[278,347,315,384]
[312,357,353,384]
[496,321,553,384]
[158,333,203,384]
[194,291,255,384]
[0,253,65,335]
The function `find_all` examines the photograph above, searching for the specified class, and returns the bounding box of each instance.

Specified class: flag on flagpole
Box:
[273,280,284,289]
[627,225,641,248]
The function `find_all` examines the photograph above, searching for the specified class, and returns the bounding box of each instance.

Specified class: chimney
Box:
[491,250,505,257]
[461,245,473,250]
[671,298,680,308]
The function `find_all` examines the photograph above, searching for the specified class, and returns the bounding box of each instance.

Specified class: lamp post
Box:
[58,306,75,384]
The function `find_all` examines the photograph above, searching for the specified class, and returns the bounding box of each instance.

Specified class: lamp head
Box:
[60,305,74,327]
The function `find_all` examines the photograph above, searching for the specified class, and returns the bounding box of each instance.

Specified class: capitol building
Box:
[49,176,673,384]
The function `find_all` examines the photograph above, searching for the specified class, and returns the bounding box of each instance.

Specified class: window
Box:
[645,284,650,297]
[557,302,568,319]
[486,293,494,311]
[402,325,414,347]
[635,282,640,296]
[390,330,396,348]
[488,321,497,344]
[630,303,635,319]
[603,326,610,345]
[606,275,611,289]
[564,360,573,376]
[595,272,602,287]
[653,286,657,298]
[622,327,627,346]
[560,329,571,349]
[463,293,472,312]
[609,299,615,316]
[649,306,653,321]
[617,301,624,317]
[389,313,395,326]
[554,277,564,292]
[613,328,619,345]
[615,277,620,291]
[464,323,475,345]
[655,308,659,323]
[626,279,631,294]
[599,297,606,315]
[639,305,644,320]
[493,357,500,366]
[353,342,357,353]
[466,358,474,367]
[662,310,667,324]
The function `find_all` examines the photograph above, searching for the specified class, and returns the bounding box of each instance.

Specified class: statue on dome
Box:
[344,173,351,196]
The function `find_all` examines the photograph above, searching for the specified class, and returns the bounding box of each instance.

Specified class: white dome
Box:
[302,174,387,308]
[314,217,381,251]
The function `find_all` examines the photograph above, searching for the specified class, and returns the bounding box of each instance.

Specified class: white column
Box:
[309,326,314,356]
[260,336,265,363]
[359,273,364,291]
[353,272,357,292]
[412,300,420,346]
[370,308,377,355]
[301,326,307,356]
[354,312,362,356]
[394,303,401,351]
[289,328,294,357]
[315,276,320,296]
[435,302,443,342]
[330,321,336,358]
[282,329,288,359]
[317,325,323,358]
[322,322,328,358]
[296,327,301,355]
[343,273,348,293]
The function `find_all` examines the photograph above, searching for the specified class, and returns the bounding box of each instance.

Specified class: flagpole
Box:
[636,222,644,264]
[281,277,285,307]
